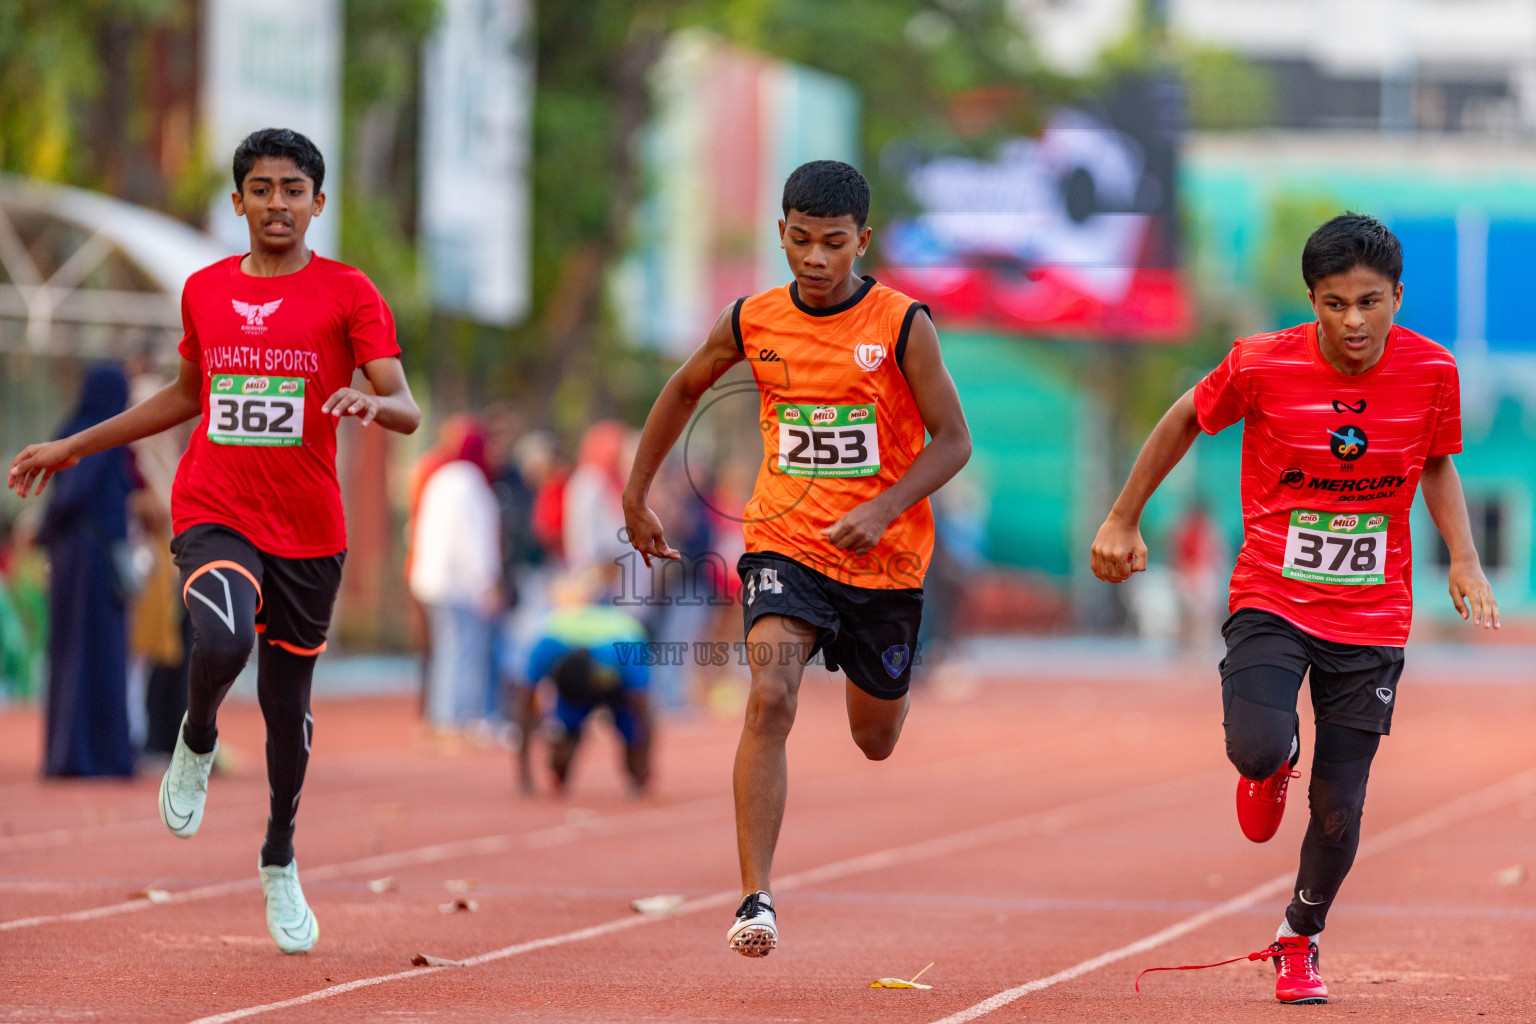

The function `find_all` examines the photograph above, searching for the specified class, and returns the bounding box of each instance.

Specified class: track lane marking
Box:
[924,765,1536,1023]
[182,771,1221,1024]
[0,725,1117,932]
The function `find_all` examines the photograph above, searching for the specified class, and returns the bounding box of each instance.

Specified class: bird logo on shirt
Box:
[232,299,283,328]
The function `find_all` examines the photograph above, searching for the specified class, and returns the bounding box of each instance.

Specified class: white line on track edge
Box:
[924,765,1536,1024]
[183,771,1220,1024]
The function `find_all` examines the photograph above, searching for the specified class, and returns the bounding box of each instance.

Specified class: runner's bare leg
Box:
[734,614,816,895]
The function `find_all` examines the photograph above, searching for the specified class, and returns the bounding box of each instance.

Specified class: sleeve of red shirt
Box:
[176,284,201,365]
[1428,360,1463,457]
[1193,341,1249,435]
[346,272,402,366]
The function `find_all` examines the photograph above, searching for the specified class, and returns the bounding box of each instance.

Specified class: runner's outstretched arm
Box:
[1090,387,1202,583]
[623,305,744,566]
[820,310,971,555]
[7,357,203,498]
[1420,453,1499,628]
[323,356,421,434]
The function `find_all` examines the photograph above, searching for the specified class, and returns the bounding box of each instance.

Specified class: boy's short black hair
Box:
[782,160,870,228]
[1301,213,1403,291]
[232,128,325,194]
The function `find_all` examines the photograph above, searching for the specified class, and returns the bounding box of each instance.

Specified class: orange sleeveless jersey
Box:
[733,276,934,590]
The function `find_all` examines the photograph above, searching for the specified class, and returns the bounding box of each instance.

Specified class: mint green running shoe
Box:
[258,858,320,954]
[158,713,216,838]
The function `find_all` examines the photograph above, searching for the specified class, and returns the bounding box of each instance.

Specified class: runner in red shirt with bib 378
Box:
[1091,214,1498,1005]
[8,128,420,954]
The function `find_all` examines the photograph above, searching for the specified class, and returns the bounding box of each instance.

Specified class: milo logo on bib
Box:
[215,378,235,392]
[242,377,271,395]
[777,403,880,478]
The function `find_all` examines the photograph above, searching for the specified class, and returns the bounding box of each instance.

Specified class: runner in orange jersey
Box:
[623,161,972,957]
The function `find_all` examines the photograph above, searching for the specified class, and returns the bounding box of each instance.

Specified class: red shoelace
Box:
[1134,940,1302,995]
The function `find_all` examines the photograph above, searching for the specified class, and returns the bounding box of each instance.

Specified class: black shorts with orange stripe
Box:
[171,523,345,656]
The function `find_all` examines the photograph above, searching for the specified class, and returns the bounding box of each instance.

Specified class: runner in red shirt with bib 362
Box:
[1091,214,1498,1005]
[8,128,421,954]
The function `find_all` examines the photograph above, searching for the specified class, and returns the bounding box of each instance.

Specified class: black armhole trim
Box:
[896,303,929,375]
[731,297,746,355]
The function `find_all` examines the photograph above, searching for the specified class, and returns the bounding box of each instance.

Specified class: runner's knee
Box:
[1305,723,1378,842]
[743,675,798,738]
[1222,666,1301,780]
[850,719,900,761]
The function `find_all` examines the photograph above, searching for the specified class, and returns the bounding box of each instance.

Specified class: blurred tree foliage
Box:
[1097,0,1274,131]
[0,0,186,192]
[509,0,1065,431]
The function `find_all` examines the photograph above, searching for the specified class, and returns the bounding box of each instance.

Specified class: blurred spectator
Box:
[125,346,192,758]
[1171,498,1229,649]
[644,455,714,710]
[39,364,140,777]
[0,509,48,703]
[0,517,36,702]
[562,420,633,578]
[494,429,560,713]
[409,417,502,729]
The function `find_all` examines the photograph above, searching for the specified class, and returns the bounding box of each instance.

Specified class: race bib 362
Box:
[1281,509,1389,585]
[207,375,305,447]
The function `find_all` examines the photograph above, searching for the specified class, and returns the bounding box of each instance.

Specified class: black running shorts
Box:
[738,551,923,700]
[171,523,345,655]
[1220,608,1404,735]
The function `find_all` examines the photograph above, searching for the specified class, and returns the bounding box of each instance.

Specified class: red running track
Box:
[3,663,1535,1023]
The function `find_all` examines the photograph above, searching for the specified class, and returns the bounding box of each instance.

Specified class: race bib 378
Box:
[1281,509,1389,585]
[207,375,305,447]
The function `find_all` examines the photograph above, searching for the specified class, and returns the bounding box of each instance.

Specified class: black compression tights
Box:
[182,569,316,868]
[1222,665,1382,936]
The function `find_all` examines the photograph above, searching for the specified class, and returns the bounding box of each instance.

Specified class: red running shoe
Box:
[1236,763,1300,843]
[1271,935,1328,1004]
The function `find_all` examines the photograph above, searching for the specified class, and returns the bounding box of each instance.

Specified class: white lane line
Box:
[925,765,1536,1024]
[184,772,1220,1024]
[0,726,1111,932]
[0,793,731,932]
[0,756,494,854]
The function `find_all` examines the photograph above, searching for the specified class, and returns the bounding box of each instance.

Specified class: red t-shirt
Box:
[1194,322,1461,646]
[172,254,401,558]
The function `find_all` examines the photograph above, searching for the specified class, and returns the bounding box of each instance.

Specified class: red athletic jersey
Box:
[1194,322,1461,646]
[172,255,400,558]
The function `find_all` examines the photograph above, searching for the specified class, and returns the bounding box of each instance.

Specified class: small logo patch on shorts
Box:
[1375,687,1394,704]
[881,645,910,679]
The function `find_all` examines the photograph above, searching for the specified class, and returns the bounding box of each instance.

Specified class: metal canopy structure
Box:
[0,175,230,359]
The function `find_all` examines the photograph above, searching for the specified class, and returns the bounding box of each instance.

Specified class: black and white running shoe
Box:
[727,891,777,957]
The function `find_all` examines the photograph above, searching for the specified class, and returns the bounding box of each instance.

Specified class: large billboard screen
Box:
[880,78,1191,341]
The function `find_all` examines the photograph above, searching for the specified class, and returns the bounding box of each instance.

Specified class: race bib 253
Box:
[207,375,305,447]
[776,404,880,478]
[1281,509,1388,585]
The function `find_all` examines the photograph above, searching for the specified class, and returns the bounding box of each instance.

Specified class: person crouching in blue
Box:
[517,602,652,796]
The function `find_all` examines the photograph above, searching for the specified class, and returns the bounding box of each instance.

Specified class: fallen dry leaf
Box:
[630,894,686,914]
[366,877,398,893]
[438,899,479,913]
[1496,865,1527,886]
[131,888,172,904]
[411,953,465,967]
[870,963,935,990]
[444,878,479,893]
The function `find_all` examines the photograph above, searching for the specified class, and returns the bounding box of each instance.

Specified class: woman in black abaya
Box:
[39,364,138,776]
